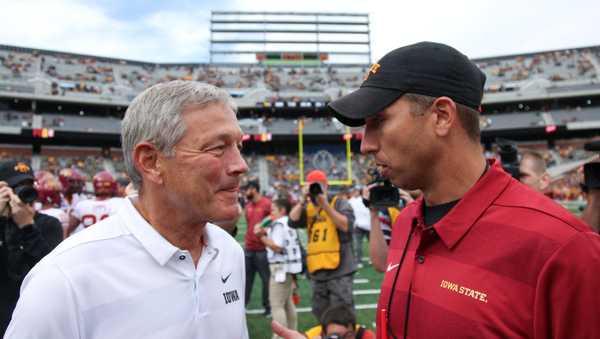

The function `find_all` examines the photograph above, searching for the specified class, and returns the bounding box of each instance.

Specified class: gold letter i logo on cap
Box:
[364,63,381,80]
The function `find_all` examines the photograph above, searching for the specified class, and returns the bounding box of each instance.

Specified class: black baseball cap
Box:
[329,41,487,127]
[0,160,35,187]
[243,180,260,191]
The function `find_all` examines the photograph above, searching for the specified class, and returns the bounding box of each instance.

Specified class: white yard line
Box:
[246,303,378,314]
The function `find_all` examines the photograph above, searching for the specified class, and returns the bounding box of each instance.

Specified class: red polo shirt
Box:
[244,196,272,251]
[377,160,600,339]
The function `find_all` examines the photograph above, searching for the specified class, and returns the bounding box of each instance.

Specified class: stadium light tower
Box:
[209,11,371,65]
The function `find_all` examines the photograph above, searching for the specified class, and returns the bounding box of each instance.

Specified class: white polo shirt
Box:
[5,198,249,339]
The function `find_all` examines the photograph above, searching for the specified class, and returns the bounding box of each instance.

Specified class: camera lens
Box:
[309,182,322,196]
[14,185,38,204]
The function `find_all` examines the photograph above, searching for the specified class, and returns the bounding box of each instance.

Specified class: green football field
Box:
[236,217,383,339]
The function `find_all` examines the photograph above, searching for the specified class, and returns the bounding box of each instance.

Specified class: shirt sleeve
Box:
[335,198,355,233]
[533,231,600,339]
[5,263,80,339]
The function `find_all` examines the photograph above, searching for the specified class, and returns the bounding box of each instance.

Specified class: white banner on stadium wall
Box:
[567,120,600,130]
[0,126,21,134]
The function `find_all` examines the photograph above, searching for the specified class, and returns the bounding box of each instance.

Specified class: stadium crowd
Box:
[2,44,600,104]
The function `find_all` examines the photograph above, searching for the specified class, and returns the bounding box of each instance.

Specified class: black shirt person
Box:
[0,161,63,335]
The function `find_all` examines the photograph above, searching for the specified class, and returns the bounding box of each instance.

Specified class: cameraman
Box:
[364,186,414,272]
[0,161,63,336]
[304,304,375,339]
[288,170,356,321]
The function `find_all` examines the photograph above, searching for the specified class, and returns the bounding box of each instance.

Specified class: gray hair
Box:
[121,81,236,189]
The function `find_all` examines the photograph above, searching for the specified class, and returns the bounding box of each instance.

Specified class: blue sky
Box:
[0,0,598,63]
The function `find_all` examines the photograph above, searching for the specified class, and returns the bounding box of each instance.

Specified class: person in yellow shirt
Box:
[288,170,356,320]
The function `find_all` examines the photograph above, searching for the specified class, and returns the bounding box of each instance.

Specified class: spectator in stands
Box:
[519,150,550,192]
[255,198,302,339]
[243,180,272,317]
[288,170,356,321]
[581,162,600,232]
[5,81,250,338]
[0,161,62,336]
[324,41,600,338]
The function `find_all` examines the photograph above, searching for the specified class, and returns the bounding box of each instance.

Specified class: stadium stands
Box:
[1,44,600,107]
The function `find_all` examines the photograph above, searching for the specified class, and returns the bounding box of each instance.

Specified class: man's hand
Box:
[0,181,12,216]
[315,193,327,208]
[301,185,310,205]
[398,188,415,204]
[9,193,35,228]
[253,223,266,236]
[271,320,309,339]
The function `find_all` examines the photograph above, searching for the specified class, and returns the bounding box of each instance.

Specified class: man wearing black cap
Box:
[274,41,600,339]
[329,41,600,339]
[0,161,63,336]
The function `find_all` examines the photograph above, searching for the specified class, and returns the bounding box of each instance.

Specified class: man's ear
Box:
[430,96,458,137]
[133,142,164,186]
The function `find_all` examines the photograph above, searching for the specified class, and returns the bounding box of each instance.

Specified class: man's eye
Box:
[207,145,226,154]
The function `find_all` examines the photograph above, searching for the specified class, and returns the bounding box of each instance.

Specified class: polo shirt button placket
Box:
[416,255,425,264]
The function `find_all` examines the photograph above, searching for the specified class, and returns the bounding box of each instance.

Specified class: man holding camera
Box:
[0,161,63,336]
[288,169,356,321]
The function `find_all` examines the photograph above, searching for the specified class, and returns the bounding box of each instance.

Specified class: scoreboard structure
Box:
[209,11,371,65]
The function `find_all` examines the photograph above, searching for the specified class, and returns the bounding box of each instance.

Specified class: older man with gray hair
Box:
[5,81,250,339]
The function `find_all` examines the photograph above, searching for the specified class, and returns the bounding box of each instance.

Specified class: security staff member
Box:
[288,170,356,321]
[0,161,62,336]
[328,42,600,339]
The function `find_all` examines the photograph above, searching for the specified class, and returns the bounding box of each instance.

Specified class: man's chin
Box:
[209,205,241,224]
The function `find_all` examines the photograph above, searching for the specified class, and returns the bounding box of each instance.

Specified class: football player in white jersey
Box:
[36,171,69,237]
[58,167,88,216]
[67,171,122,236]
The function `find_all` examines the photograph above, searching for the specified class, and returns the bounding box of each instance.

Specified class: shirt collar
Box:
[415,159,512,249]
[121,197,213,266]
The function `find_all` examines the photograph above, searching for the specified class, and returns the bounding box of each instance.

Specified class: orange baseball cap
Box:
[306,170,328,184]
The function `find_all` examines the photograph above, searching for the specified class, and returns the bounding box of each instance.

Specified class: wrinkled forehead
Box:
[181,103,243,143]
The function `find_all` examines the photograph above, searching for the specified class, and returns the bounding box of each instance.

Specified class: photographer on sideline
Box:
[288,170,356,321]
[0,161,62,336]
[365,186,414,272]
[304,304,375,339]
